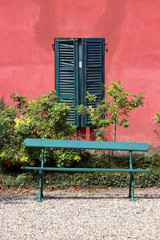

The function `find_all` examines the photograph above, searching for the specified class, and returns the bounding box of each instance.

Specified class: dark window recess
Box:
[54,38,105,127]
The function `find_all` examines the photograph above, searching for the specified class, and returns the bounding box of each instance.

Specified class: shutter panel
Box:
[55,39,79,126]
[81,38,105,127]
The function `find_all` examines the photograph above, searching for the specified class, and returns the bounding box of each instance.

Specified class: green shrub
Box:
[153,111,160,140]
[0,152,159,190]
[0,91,80,170]
[77,80,145,141]
[0,96,20,171]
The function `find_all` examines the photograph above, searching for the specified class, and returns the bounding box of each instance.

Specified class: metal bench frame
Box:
[21,136,150,202]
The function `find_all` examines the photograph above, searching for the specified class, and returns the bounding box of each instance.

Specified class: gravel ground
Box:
[0,187,160,240]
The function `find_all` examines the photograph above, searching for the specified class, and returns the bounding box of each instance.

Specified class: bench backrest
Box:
[24,139,149,152]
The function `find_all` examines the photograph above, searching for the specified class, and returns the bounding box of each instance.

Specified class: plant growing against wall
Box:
[77,80,145,141]
[0,97,18,168]
[14,90,80,167]
[153,112,160,123]
[153,111,160,140]
[10,93,27,109]
[0,90,80,170]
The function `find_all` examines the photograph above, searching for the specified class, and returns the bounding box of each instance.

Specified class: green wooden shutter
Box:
[55,38,79,126]
[81,38,105,127]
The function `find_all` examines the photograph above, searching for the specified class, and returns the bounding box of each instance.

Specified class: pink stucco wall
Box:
[0,0,160,148]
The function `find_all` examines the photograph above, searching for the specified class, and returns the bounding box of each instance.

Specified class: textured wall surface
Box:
[0,0,160,146]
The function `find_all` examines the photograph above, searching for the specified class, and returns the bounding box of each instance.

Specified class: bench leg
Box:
[38,141,45,202]
[130,174,136,202]
[37,170,43,202]
[128,173,132,198]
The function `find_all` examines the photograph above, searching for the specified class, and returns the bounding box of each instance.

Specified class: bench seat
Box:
[21,166,150,173]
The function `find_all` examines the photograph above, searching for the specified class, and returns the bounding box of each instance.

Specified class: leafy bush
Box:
[0,153,159,190]
[153,111,160,123]
[153,111,160,140]
[0,96,19,170]
[41,152,160,188]
[0,91,80,170]
[77,80,145,141]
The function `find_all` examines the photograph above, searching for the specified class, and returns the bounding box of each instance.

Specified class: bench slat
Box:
[24,139,149,151]
[21,166,151,173]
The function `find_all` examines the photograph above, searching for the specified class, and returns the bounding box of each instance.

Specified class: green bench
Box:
[21,136,151,202]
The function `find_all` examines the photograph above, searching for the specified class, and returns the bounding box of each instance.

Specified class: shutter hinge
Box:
[105,44,108,52]
[52,44,55,50]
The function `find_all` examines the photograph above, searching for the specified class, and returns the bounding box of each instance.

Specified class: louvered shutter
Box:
[81,38,105,127]
[55,39,79,126]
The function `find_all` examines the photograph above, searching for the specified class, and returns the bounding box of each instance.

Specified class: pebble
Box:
[0,187,159,240]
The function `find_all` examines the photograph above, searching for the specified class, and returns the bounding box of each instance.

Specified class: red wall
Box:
[0,0,160,148]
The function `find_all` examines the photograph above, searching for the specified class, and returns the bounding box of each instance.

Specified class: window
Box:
[53,38,105,127]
